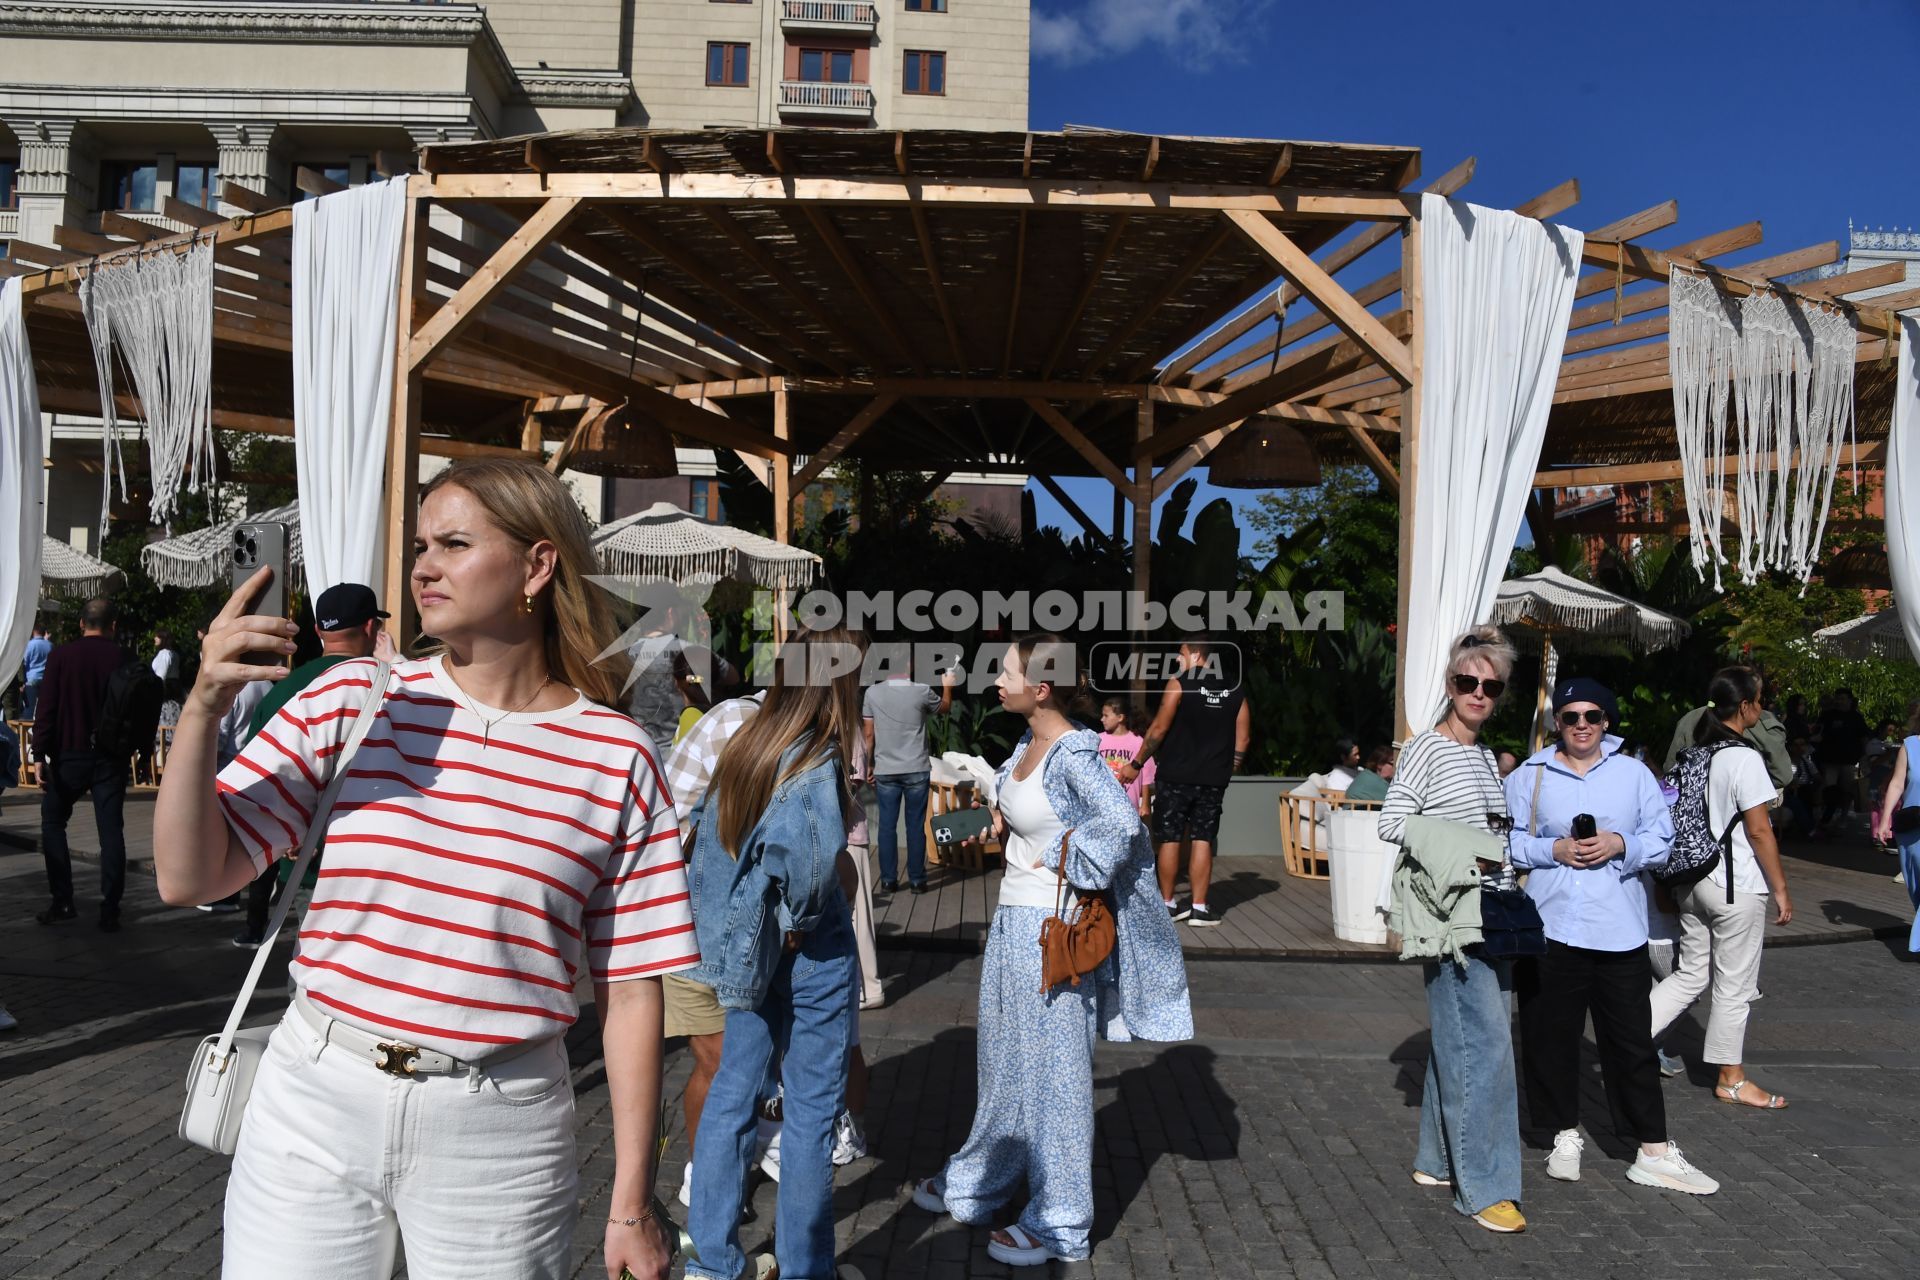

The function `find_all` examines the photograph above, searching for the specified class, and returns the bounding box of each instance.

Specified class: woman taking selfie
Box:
[155,460,691,1280]
[912,635,1191,1268]
[1377,627,1526,1234]
[682,623,864,1280]
[1505,678,1717,1195]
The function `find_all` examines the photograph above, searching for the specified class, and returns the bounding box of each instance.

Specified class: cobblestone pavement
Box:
[2,842,1917,1279]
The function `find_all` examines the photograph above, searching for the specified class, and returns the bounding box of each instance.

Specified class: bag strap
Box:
[1528,762,1545,839]
[1052,828,1075,917]
[211,662,390,1061]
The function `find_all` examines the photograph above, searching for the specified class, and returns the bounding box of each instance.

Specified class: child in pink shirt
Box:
[1097,697,1155,820]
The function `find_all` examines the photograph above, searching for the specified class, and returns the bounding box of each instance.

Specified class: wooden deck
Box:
[4,795,1910,962]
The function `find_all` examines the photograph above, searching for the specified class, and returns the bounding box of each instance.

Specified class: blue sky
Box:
[1018,0,1920,554]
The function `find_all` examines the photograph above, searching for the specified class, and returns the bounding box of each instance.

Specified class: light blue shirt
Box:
[23,636,51,684]
[1504,735,1673,952]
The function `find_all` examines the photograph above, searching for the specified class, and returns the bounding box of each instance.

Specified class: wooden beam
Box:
[910,204,968,370]
[1132,397,1153,690]
[407,196,583,370]
[1795,261,1908,301]
[794,204,924,371]
[1079,224,1233,378]
[382,191,429,638]
[1025,397,1132,493]
[1001,212,1028,377]
[1394,211,1423,743]
[413,171,1419,220]
[1584,237,1888,331]
[21,206,296,299]
[1514,178,1580,220]
[792,395,899,491]
[1034,473,1116,547]
[773,387,792,546]
[1535,441,1887,490]
[1222,210,1415,386]
[99,212,169,242]
[1583,200,1678,243]
[1266,144,1295,186]
[1152,424,1236,500]
[698,208,871,361]
[1042,215,1131,377]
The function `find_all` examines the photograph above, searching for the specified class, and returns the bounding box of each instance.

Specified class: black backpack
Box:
[93,653,165,760]
[1656,738,1752,902]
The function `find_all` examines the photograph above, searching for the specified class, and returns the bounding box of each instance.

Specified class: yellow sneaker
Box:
[1472,1201,1527,1233]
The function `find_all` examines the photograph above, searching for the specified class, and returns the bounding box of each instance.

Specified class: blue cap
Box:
[1551,676,1617,724]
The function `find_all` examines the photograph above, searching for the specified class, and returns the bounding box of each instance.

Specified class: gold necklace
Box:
[449,674,551,748]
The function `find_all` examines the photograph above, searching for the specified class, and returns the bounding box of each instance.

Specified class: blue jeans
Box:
[687,903,854,1280]
[874,772,930,886]
[1416,952,1523,1216]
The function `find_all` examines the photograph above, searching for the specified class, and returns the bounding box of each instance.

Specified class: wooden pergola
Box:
[7,126,1908,737]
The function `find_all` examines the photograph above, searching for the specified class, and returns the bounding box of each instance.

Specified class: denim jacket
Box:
[684,741,847,1011]
[999,726,1194,1043]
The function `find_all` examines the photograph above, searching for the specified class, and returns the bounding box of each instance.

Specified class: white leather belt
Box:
[293,992,475,1078]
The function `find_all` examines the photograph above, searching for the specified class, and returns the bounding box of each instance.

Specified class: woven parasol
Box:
[590,502,820,592]
[40,535,121,598]
[1491,566,1693,748]
[1813,607,1912,663]
[139,500,302,590]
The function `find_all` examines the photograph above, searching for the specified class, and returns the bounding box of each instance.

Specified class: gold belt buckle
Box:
[372,1040,422,1077]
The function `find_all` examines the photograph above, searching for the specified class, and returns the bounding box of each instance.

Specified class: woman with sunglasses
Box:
[1505,678,1719,1195]
[1377,626,1526,1233]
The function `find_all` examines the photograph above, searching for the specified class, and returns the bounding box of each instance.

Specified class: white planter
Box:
[1328,810,1395,944]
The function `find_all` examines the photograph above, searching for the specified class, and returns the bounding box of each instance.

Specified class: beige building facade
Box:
[0,0,1030,549]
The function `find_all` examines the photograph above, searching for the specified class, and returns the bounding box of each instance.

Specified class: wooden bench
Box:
[1279,790,1385,880]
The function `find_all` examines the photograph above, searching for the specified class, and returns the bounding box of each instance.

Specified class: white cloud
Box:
[1032,0,1272,68]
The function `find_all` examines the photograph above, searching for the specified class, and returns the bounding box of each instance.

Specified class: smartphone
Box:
[231,521,289,668]
[1571,813,1597,840]
[930,806,994,847]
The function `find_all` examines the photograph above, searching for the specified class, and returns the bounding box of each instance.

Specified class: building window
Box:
[175,162,221,211]
[99,161,158,212]
[903,50,945,94]
[797,47,855,82]
[707,41,751,86]
[0,158,17,211]
[905,0,947,10]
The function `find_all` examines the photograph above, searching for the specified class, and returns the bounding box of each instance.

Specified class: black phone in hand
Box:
[1571,813,1596,840]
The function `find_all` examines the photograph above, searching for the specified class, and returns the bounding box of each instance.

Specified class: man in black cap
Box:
[229,583,389,948]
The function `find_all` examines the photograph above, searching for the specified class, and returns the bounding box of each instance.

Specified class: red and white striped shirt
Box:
[216,656,697,1056]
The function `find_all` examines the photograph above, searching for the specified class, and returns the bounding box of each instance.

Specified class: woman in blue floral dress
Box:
[911,635,1192,1266]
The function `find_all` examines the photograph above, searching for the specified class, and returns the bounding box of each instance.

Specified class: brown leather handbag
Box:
[1038,830,1116,993]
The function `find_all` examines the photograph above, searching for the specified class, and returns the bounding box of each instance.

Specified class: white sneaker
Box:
[759,1125,782,1182]
[0,1004,16,1033]
[1656,1048,1684,1078]
[677,1160,692,1208]
[1546,1128,1583,1182]
[831,1110,868,1166]
[1628,1142,1720,1195]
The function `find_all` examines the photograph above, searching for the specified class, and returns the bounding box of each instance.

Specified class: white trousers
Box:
[223,1008,578,1279]
[849,840,883,1006]
[1647,881,1769,1066]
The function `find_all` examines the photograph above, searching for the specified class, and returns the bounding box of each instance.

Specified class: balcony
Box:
[778,80,875,119]
[779,0,878,34]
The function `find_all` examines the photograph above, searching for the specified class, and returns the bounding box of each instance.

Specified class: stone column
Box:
[3,117,94,247]
[207,121,291,212]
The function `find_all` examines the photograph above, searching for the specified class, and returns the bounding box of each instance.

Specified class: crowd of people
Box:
[4,456,1916,1272]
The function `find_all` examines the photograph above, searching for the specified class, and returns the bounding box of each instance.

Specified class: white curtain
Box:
[1401,195,1585,735]
[1890,316,1920,661]
[293,176,408,600]
[1,278,45,689]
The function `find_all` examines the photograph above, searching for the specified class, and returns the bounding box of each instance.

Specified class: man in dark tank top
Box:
[1118,636,1250,927]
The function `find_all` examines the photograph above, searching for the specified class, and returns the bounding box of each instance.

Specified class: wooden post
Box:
[381,188,431,642]
[1132,394,1154,699]
[772,387,791,646]
[1393,208,1423,743]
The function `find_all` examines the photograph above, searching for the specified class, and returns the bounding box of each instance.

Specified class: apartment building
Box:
[0,0,1030,547]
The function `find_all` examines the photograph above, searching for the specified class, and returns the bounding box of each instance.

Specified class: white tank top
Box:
[997,741,1067,909]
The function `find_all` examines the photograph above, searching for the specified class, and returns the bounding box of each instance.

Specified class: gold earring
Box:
[523,593,534,614]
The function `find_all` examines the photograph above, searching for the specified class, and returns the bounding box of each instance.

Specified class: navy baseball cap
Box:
[1551,676,1618,724]
[314,583,389,632]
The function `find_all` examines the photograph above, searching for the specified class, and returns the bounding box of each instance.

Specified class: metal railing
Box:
[778,80,875,112]
[781,0,878,24]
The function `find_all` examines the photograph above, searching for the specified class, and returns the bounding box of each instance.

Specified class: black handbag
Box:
[1474,758,1546,959]
[1893,806,1920,835]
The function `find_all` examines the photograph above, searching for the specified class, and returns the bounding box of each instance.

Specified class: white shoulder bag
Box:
[178,662,390,1154]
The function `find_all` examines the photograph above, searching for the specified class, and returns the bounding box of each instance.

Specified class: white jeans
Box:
[1648,881,1769,1066]
[223,1008,578,1278]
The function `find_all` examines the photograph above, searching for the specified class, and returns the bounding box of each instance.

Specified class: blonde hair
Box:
[709,624,865,859]
[1446,625,1516,683]
[419,460,629,708]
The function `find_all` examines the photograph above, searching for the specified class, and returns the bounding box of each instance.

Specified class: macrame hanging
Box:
[78,238,217,534]
[1668,267,1855,590]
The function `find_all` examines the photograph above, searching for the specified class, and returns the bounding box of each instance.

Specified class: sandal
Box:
[910,1177,949,1214]
[987,1224,1070,1267]
[1716,1078,1788,1110]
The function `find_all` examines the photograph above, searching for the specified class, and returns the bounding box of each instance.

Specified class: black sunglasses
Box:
[1484,812,1514,835]
[1451,674,1507,699]
[1558,709,1608,727]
